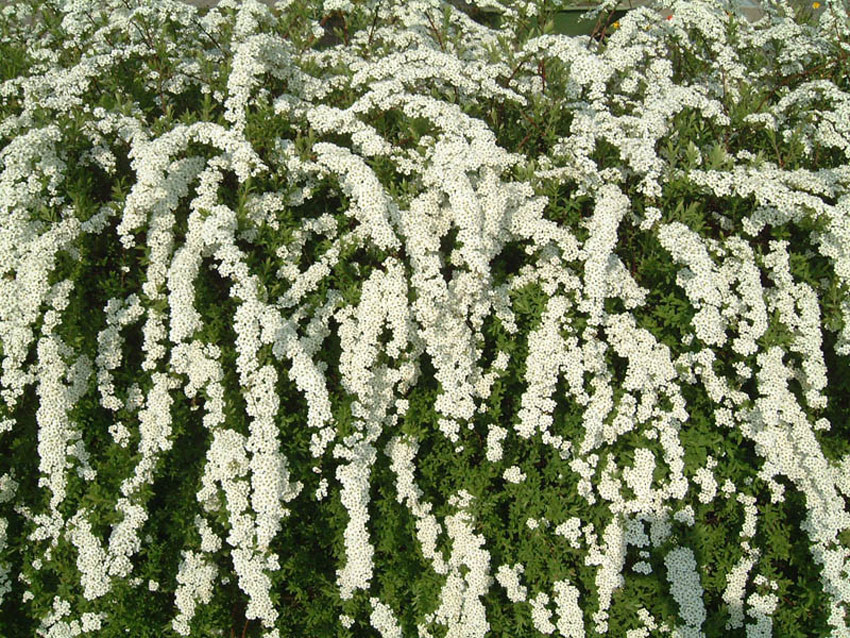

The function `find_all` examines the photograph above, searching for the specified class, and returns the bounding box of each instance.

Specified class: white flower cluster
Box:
[723,543,760,629]
[625,607,660,638]
[35,596,105,638]
[224,34,295,137]
[1,0,849,634]
[585,519,626,634]
[549,580,584,637]
[516,294,576,453]
[335,441,378,600]
[692,456,718,504]
[385,436,447,574]
[529,591,556,634]
[172,550,218,636]
[369,597,403,638]
[313,143,401,253]
[502,465,526,484]
[0,516,10,605]
[96,294,145,412]
[426,490,492,638]
[554,517,583,550]
[337,258,410,401]
[747,589,780,638]
[657,221,732,348]
[495,563,527,603]
[664,546,707,637]
[66,510,110,601]
[762,240,828,410]
[34,279,93,513]
[485,425,508,463]
[579,185,632,326]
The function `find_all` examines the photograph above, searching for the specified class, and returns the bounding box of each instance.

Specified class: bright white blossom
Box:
[0,0,848,635]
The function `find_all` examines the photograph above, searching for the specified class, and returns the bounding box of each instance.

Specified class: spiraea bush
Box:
[0,0,849,635]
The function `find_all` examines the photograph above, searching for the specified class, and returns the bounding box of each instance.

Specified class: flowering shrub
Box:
[0,0,849,636]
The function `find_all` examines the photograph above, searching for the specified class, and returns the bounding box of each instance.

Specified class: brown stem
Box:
[752,49,849,114]
[425,11,445,52]
[538,59,546,95]
[499,53,533,88]
[195,19,225,53]
[175,68,210,87]
[516,129,534,152]
[126,13,170,115]
[769,130,785,169]
[81,8,115,49]
[367,4,379,48]
[520,110,545,138]
[588,8,617,49]
[299,13,334,53]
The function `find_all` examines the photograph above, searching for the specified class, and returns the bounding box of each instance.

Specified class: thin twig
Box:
[81,8,115,49]
[768,130,785,169]
[367,4,379,48]
[587,7,617,49]
[299,13,334,54]
[753,49,849,114]
[425,11,445,52]
[520,110,545,137]
[499,53,533,88]
[538,59,546,95]
[195,18,225,53]
[129,15,170,116]
[516,129,534,152]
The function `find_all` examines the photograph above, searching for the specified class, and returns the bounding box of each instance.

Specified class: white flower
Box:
[173,550,217,636]
[553,580,585,637]
[530,592,556,634]
[502,466,526,484]
[555,518,583,549]
[664,546,707,633]
[370,598,402,638]
[495,564,527,603]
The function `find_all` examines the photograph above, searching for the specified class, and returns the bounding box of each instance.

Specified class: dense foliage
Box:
[1,0,849,636]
